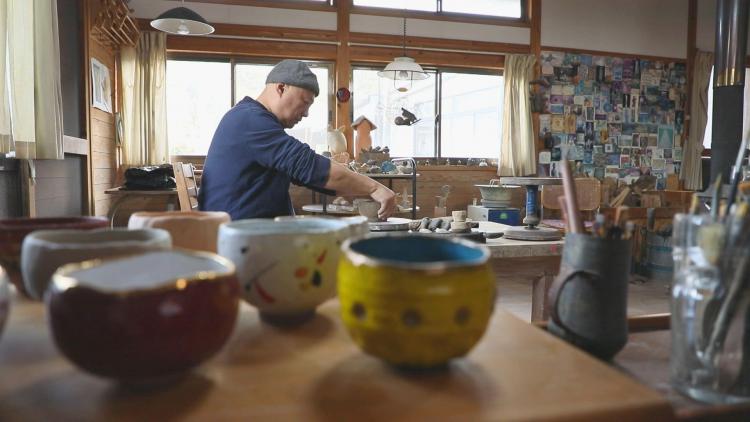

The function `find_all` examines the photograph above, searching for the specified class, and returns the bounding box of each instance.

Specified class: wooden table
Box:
[0,297,674,421]
[479,221,564,321]
[616,330,750,421]
[104,187,178,226]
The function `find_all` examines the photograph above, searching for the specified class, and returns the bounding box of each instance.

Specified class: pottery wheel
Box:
[503,226,562,241]
[368,217,412,231]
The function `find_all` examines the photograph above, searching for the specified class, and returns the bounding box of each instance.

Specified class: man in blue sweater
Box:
[199,60,396,220]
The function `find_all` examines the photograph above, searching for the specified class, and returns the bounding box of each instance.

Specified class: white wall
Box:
[541,0,689,58]
[128,0,337,31]
[349,14,530,45]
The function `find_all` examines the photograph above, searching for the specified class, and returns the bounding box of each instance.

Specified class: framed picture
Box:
[90,58,112,113]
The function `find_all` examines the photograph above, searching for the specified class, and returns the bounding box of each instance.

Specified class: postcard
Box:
[673,147,683,161]
[658,126,674,148]
[539,151,551,164]
[652,158,666,171]
[551,116,565,132]
[550,104,565,114]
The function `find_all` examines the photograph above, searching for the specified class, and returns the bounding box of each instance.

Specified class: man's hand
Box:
[371,185,397,220]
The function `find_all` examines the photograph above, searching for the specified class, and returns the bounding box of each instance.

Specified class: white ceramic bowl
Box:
[21,228,172,300]
[218,218,349,322]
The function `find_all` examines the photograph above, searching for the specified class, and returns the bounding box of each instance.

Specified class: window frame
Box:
[166,53,335,155]
[186,0,336,12]
[350,0,529,27]
[351,64,504,159]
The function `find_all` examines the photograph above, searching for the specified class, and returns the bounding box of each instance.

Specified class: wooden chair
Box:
[173,162,199,211]
[539,178,601,232]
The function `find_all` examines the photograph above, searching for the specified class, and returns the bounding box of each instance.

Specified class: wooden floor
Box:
[496,268,670,322]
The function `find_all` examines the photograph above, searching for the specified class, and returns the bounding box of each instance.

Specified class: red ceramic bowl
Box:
[46,250,240,383]
[0,217,109,296]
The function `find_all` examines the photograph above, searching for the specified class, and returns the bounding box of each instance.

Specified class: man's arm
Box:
[324,162,397,220]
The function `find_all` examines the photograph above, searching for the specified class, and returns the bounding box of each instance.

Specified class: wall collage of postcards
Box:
[537,50,686,190]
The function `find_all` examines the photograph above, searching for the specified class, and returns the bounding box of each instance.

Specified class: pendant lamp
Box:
[150,1,214,36]
[377,18,429,92]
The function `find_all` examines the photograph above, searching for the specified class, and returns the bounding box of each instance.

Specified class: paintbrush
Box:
[710,174,723,222]
[689,194,701,215]
[739,181,750,200]
[725,129,750,216]
[560,159,584,233]
[704,204,750,362]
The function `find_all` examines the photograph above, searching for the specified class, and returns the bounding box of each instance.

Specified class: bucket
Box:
[645,231,673,281]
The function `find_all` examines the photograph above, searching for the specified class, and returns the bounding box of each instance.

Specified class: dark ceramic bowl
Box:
[46,250,240,383]
[0,217,109,296]
[0,266,9,341]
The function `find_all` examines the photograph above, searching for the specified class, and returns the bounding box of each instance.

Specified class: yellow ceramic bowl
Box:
[338,234,495,368]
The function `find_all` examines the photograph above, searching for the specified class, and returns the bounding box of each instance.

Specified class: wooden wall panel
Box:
[87,37,118,218]
[33,156,86,217]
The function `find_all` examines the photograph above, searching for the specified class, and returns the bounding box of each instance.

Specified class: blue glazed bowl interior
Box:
[349,236,486,266]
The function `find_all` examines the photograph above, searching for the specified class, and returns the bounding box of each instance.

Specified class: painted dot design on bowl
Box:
[454,306,471,325]
[351,302,366,320]
[401,309,422,327]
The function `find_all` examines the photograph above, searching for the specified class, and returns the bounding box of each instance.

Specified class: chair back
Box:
[174,162,199,211]
[541,178,602,214]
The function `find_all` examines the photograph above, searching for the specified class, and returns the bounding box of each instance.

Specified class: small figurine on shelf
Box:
[327,126,347,155]
[352,116,376,160]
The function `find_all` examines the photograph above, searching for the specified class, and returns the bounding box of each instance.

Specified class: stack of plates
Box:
[480,198,512,208]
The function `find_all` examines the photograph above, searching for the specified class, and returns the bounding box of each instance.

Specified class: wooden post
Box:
[530,0,542,171]
[685,0,697,150]
[335,0,353,156]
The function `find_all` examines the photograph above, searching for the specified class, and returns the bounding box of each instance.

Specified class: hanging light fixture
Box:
[150,1,215,36]
[378,17,429,92]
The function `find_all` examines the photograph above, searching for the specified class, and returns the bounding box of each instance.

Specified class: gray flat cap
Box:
[265,60,319,97]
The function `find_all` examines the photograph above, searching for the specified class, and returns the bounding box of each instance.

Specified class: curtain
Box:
[0,0,64,160]
[498,54,537,176]
[682,51,713,191]
[120,31,168,166]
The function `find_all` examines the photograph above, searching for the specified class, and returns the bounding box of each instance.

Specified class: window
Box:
[703,67,750,149]
[166,58,332,156]
[353,0,435,12]
[235,62,332,151]
[353,0,523,19]
[353,68,436,157]
[440,72,504,158]
[167,59,231,156]
[352,67,503,158]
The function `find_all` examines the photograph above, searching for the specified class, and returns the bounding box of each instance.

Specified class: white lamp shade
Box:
[377,57,430,81]
[150,7,215,36]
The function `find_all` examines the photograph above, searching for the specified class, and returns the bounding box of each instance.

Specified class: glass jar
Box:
[670,213,750,404]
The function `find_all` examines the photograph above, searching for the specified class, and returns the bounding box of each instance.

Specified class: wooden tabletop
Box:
[104,187,177,195]
[0,296,674,421]
[497,177,563,186]
[479,221,564,258]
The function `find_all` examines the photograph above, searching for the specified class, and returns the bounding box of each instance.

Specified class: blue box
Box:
[467,205,521,226]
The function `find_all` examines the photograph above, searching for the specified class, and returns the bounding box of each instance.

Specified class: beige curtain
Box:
[498,54,537,176]
[682,51,713,191]
[0,0,64,160]
[120,31,168,166]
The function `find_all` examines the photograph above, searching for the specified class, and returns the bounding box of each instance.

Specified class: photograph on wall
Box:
[652,158,666,170]
[90,57,112,113]
[673,147,683,161]
[658,126,674,148]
